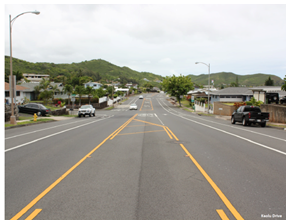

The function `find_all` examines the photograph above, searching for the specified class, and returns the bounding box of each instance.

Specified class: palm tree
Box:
[85,86,94,104]
[64,84,73,106]
[74,85,85,106]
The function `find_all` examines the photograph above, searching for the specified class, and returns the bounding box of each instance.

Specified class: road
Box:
[5,93,286,220]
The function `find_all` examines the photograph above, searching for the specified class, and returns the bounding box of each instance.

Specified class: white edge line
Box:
[5,116,113,153]
[157,99,286,156]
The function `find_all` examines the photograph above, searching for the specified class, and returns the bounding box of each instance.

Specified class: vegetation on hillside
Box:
[4,56,163,87]
[188,72,284,87]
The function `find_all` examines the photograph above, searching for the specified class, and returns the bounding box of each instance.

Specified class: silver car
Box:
[129,103,138,110]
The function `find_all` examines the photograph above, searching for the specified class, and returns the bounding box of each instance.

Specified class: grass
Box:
[5,118,54,128]
[105,106,114,110]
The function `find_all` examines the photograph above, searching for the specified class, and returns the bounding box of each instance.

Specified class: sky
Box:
[3,1,286,79]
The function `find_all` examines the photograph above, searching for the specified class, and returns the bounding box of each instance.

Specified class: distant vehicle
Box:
[78,105,95,117]
[139,95,143,99]
[129,103,138,110]
[18,103,51,116]
[231,105,269,127]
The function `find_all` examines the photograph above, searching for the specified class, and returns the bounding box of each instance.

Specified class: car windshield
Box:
[131,104,137,106]
[80,105,91,109]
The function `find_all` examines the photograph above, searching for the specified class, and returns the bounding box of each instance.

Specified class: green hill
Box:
[4,56,163,87]
[5,56,284,87]
[188,72,284,87]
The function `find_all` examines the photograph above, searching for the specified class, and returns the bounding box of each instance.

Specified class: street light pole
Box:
[195,62,210,114]
[9,11,40,125]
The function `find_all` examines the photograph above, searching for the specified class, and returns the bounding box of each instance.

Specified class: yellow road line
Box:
[164,127,173,139]
[24,209,42,220]
[166,127,179,141]
[133,119,164,127]
[150,99,154,110]
[110,114,138,140]
[216,209,230,220]
[139,98,145,111]
[118,130,165,136]
[180,144,244,220]
[10,114,138,220]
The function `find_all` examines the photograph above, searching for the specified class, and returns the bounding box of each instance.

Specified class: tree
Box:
[85,86,95,104]
[36,78,54,104]
[64,84,73,106]
[281,76,286,91]
[265,76,274,86]
[74,85,85,106]
[250,97,263,106]
[161,74,194,107]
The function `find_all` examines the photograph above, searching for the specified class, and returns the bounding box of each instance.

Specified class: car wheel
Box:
[93,111,95,116]
[37,111,41,116]
[89,113,91,117]
[261,122,266,127]
[242,117,247,126]
[78,115,81,118]
[231,116,235,124]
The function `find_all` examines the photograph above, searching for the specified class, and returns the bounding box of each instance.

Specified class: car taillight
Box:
[46,110,49,112]
[267,113,269,119]
[248,112,251,118]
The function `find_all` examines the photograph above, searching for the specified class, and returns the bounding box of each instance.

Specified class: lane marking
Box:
[133,119,164,128]
[5,116,114,153]
[117,130,165,136]
[24,209,42,220]
[154,113,164,126]
[164,127,173,139]
[157,99,285,142]
[5,117,111,140]
[109,114,138,140]
[10,114,138,220]
[157,99,286,155]
[166,127,179,141]
[139,98,145,111]
[180,144,244,220]
[216,209,230,220]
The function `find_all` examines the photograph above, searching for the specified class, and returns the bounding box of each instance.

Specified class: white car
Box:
[139,95,143,99]
[129,103,138,110]
[78,105,95,117]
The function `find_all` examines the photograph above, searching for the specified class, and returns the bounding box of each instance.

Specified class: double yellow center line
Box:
[11,114,138,220]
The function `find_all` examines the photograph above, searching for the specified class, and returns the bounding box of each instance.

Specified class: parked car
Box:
[280,96,286,104]
[18,103,51,116]
[139,95,143,99]
[78,105,95,117]
[129,103,138,110]
[231,105,269,127]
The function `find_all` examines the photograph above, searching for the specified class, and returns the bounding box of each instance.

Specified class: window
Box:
[16,91,20,96]
[5,92,9,97]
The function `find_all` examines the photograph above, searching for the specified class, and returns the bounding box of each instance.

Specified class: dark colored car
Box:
[18,103,51,116]
[231,105,269,127]
[280,96,286,104]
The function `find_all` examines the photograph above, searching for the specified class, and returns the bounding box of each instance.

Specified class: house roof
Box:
[5,82,29,91]
[210,87,253,95]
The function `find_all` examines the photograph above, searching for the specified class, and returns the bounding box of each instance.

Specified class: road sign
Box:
[71,97,75,102]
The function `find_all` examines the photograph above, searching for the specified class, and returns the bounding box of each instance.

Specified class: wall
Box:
[260,104,286,123]
[213,102,237,116]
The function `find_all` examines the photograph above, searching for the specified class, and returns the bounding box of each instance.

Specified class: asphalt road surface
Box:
[5,93,286,220]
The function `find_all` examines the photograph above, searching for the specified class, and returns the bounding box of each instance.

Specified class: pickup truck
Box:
[78,105,95,117]
[231,105,269,127]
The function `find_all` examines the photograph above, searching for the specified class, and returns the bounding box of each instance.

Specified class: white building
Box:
[22,73,49,83]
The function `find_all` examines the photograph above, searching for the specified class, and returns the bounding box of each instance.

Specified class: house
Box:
[249,86,285,104]
[84,82,102,90]
[125,83,138,89]
[5,82,29,104]
[19,82,68,100]
[210,87,253,104]
[21,73,49,83]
